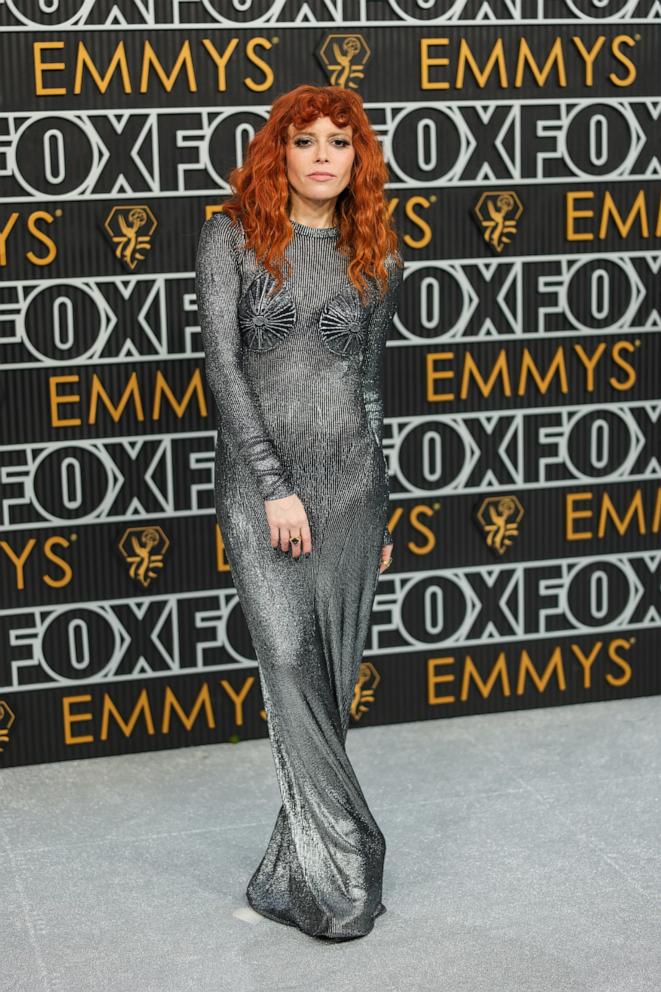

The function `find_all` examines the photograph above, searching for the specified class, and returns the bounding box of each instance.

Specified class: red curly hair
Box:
[219,84,402,305]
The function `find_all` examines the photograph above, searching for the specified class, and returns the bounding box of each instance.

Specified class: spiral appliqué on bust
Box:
[238,270,297,351]
[318,286,368,359]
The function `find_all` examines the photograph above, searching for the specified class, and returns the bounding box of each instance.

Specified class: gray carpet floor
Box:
[2,694,659,992]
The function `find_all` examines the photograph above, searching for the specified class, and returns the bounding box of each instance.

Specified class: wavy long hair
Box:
[220,84,402,304]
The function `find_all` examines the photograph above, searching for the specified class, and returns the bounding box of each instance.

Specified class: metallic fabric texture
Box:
[195,210,402,940]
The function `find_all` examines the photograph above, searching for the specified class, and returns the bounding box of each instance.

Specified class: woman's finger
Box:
[289,528,303,558]
[379,543,394,573]
[300,520,312,555]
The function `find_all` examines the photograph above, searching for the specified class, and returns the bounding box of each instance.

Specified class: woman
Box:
[195,84,403,941]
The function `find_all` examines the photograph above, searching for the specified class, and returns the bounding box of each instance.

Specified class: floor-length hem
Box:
[246,886,387,941]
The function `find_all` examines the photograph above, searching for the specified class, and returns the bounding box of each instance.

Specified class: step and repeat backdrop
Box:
[1,1,660,766]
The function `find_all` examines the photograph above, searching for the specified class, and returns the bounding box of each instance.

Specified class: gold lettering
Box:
[598,490,646,537]
[460,349,511,399]
[89,371,145,424]
[515,37,566,88]
[573,343,606,392]
[610,340,637,390]
[456,38,507,88]
[62,694,94,745]
[0,212,20,266]
[402,199,433,248]
[427,351,455,402]
[200,37,239,91]
[420,38,450,90]
[566,492,594,541]
[409,506,437,552]
[461,652,511,700]
[43,536,73,588]
[428,656,455,704]
[152,368,207,419]
[244,37,274,92]
[600,189,648,239]
[610,35,637,87]
[606,639,633,686]
[572,642,601,689]
[74,40,131,94]
[33,41,66,96]
[518,347,569,396]
[566,190,595,241]
[140,40,197,93]
[26,211,57,265]
[571,36,606,87]
[0,539,36,590]
[162,684,215,732]
[516,647,566,695]
[101,689,155,740]
[219,677,256,726]
[50,374,82,427]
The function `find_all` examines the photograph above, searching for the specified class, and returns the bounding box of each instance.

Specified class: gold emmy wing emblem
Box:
[0,700,16,754]
[103,205,157,270]
[318,34,370,88]
[118,526,169,587]
[350,661,381,720]
[474,191,523,253]
[476,495,525,556]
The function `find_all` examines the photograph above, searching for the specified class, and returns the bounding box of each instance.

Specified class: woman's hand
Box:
[378,542,393,574]
[264,493,312,558]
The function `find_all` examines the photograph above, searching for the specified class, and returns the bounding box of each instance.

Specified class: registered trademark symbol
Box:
[635,339,641,346]
[635,34,640,40]
[430,195,437,203]
[69,533,77,541]
[630,636,636,644]
[54,208,63,217]
[433,502,441,510]
[272,36,279,43]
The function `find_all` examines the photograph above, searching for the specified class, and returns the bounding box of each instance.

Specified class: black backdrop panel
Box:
[1,2,660,766]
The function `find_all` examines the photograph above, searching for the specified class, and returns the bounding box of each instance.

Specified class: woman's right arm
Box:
[195,213,296,502]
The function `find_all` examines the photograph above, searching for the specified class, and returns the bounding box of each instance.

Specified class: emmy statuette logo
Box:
[473,191,524,253]
[103,205,158,270]
[118,526,170,587]
[0,700,16,754]
[350,661,381,720]
[317,34,370,89]
[474,495,525,556]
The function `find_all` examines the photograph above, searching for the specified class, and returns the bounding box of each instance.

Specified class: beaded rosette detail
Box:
[318,286,369,362]
[238,270,297,351]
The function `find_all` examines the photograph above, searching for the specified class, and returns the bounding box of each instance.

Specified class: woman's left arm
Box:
[360,253,404,547]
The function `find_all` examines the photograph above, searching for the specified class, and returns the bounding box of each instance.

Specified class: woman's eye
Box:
[293,138,350,147]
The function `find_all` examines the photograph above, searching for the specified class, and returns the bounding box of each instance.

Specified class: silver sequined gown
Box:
[195,210,402,940]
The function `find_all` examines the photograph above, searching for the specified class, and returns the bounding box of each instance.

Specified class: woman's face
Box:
[285,116,355,208]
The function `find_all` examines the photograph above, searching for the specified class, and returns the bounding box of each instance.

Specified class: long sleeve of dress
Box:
[195,213,296,501]
[360,255,403,546]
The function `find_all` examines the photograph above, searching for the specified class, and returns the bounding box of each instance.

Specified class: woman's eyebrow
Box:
[293,131,352,138]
